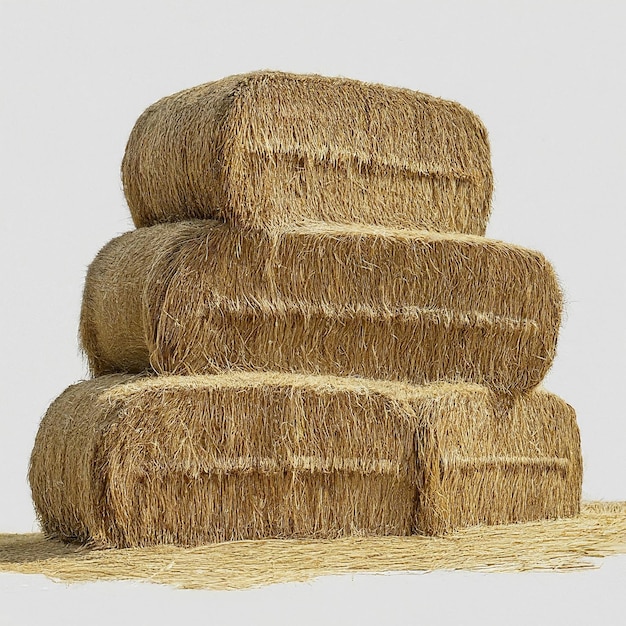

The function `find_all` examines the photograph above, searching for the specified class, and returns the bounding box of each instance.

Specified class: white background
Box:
[1,1,624,624]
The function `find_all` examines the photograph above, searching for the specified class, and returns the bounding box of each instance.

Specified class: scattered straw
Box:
[122,70,493,234]
[80,221,562,393]
[2,503,624,590]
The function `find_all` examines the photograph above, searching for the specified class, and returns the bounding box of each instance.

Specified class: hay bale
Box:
[122,71,493,234]
[80,221,562,393]
[415,387,582,534]
[29,372,581,547]
[29,373,418,546]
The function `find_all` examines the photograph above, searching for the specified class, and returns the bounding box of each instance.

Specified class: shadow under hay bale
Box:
[122,71,493,234]
[29,373,581,548]
[80,221,562,393]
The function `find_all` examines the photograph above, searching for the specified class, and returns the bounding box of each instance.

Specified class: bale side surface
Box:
[29,373,581,547]
[30,373,420,547]
[80,221,562,393]
[122,71,493,234]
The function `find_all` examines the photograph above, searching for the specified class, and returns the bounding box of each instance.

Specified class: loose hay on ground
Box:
[122,71,493,234]
[4,503,622,590]
[29,372,581,547]
[80,221,562,393]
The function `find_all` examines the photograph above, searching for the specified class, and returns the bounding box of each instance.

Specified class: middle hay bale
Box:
[29,372,582,547]
[80,221,562,393]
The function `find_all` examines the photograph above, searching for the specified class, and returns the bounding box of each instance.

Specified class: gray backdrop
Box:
[1,1,624,624]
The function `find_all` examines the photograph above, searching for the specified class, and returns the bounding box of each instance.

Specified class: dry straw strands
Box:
[122,71,493,234]
[29,373,417,547]
[80,221,562,393]
[3,503,624,590]
[29,372,581,547]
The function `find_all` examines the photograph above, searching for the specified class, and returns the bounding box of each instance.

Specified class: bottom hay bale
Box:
[29,373,582,547]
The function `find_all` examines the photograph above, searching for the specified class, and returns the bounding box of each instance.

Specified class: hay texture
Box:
[29,372,581,548]
[122,71,493,234]
[80,221,562,393]
[3,503,624,589]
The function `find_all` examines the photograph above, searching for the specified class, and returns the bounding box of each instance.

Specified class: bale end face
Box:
[415,390,582,534]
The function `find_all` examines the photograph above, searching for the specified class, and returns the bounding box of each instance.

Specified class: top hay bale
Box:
[122,71,493,233]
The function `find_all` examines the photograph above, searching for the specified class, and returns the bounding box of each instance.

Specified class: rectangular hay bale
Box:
[29,372,582,547]
[80,221,562,393]
[122,71,493,234]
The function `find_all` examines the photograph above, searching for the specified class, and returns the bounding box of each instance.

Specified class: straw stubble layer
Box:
[122,71,493,234]
[80,221,562,393]
[29,372,582,547]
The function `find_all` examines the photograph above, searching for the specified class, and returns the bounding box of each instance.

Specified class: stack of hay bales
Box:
[29,71,582,548]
